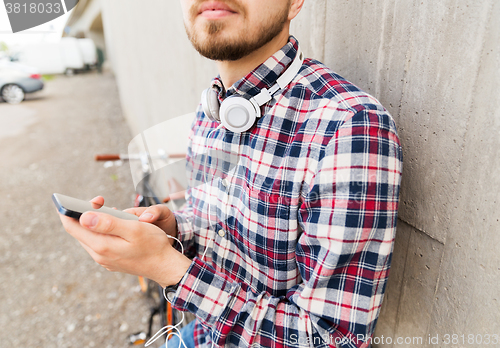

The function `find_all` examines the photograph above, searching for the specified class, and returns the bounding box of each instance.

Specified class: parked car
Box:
[0,61,44,104]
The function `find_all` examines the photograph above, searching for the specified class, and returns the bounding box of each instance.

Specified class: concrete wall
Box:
[101,0,217,136]
[99,0,499,345]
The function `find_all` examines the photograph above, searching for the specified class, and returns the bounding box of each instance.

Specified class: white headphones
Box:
[201,47,304,133]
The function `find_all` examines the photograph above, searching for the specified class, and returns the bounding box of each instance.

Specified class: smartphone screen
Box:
[52,193,139,221]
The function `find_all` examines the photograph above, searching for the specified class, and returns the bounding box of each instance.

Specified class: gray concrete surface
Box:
[101,0,217,136]
[0,73,166,347]
[67,0,500,346]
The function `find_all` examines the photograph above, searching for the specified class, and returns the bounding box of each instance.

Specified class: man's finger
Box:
[80,211,137,241]
[77,240,120,273]
[60,213,123,252]
[59,213,82,234]
[90,196,105,209]
[78,239,101,261]
[138,204,172,223]
[123,207,148,217]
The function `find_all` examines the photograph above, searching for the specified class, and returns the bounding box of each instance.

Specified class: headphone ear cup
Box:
[219,96,260,133]
[201,88,221,122]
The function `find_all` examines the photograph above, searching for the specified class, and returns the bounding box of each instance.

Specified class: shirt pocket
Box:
[241,185,297,293]
[246,186,291,223]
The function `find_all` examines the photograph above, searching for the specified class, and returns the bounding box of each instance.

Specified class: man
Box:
[59,0,403,347]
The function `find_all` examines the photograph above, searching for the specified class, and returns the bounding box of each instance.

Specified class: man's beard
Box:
[185,0,290,61]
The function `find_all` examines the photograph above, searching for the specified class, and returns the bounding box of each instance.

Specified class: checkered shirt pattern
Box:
[172,36,403,348]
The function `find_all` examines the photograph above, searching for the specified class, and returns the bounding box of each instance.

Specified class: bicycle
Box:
[95,150,187,346]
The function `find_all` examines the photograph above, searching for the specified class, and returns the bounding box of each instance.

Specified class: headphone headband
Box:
[202,46,304,133]
[250,48,304,107]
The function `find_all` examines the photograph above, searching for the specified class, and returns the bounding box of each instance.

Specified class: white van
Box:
[13,43,66,74]
[59,37,85,75]
[77,38,97,68]
[13,38,92,75]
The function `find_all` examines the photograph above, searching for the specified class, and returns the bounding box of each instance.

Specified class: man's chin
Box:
[191,39,250,61]
[191,23,235,47]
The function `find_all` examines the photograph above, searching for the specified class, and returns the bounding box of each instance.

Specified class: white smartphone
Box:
[52,193,139,221]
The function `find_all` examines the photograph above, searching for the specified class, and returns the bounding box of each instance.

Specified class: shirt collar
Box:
[210,36,300,101]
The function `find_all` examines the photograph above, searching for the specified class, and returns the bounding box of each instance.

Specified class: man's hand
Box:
[58,197,191,288]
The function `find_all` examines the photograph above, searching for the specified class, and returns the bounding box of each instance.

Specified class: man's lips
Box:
[198,1,237,18]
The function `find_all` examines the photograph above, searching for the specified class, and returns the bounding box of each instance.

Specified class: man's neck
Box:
[217,28,290,89]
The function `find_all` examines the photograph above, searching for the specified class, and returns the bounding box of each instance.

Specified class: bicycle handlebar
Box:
[95,154,121,161]
[163,153,186,159]
[95,153,186,161]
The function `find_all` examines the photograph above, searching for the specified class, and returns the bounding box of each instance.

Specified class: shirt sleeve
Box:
[173,115,197,253]
[171,109,403,348]
[173,188,194,242]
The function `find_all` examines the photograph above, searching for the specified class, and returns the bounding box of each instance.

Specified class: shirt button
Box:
[218,229,226,238]
[221,178,228,187]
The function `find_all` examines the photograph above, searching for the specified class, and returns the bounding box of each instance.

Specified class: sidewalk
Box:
[0,72,159,348]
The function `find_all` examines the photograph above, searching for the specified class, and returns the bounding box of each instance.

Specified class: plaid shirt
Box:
[172,36,403,348]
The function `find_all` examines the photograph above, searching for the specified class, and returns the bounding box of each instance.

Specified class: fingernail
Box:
[140,213,154,220]
[81,213,98,228]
